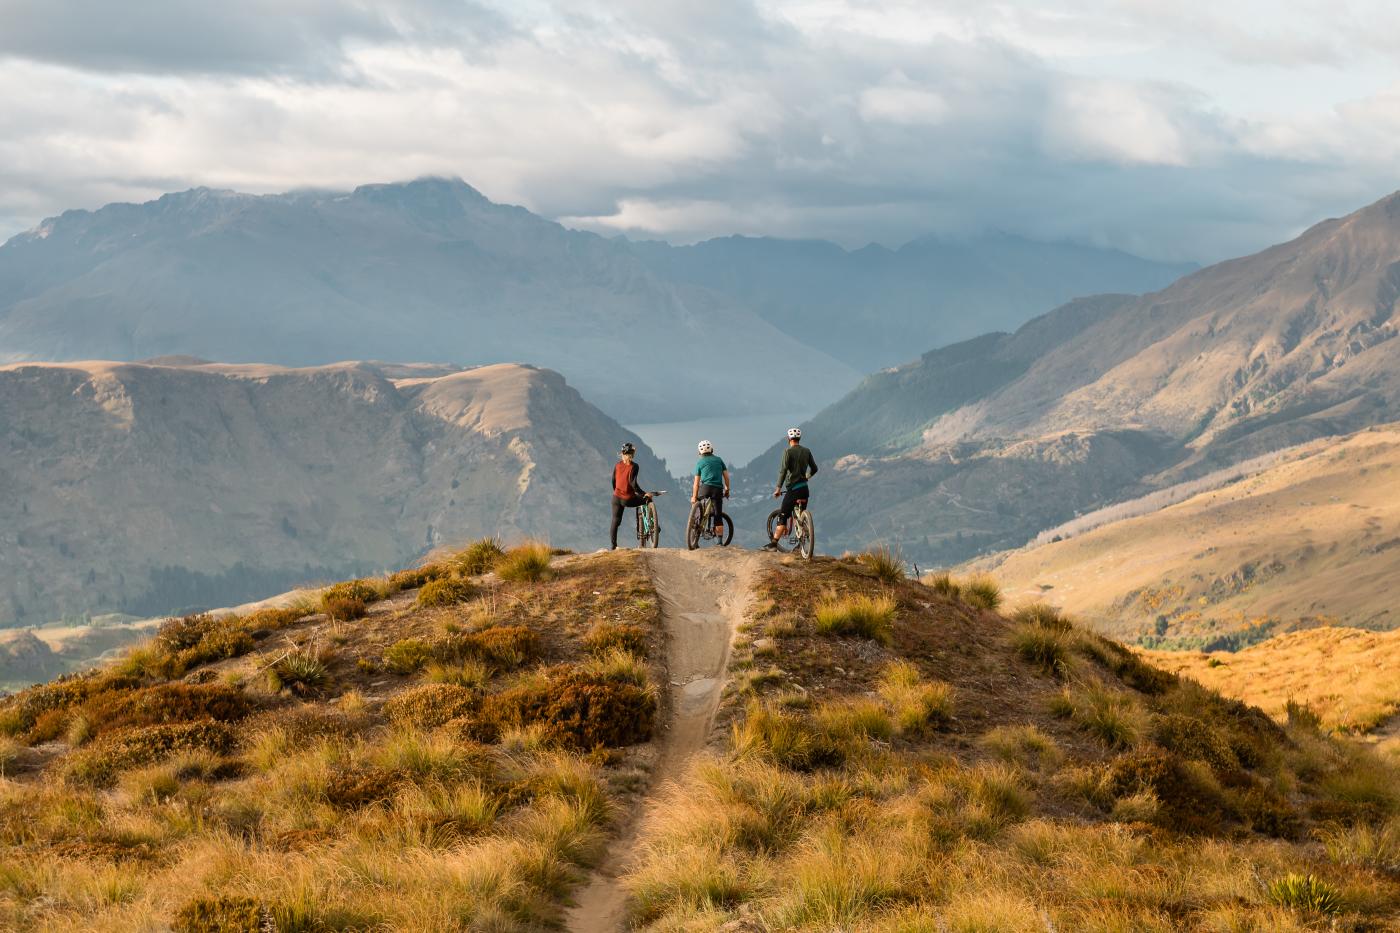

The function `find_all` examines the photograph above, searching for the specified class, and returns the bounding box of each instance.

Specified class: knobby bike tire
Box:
[645,504,661,547]
[686,502,703,550]
[718,514,734,546]
[765,509,780,541]
[796,511,815,559]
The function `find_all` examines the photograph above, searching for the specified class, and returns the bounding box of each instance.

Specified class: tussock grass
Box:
[962,574,1002,611]
[452,536,506,575]
[582,622,647,658]
[1011,623,1074,677]
[424,659,492,690]
[813,593,896,644]
[1319,818,1400,874]
[877,661,953,735]
[1050,682,1148,749]
[857,546,906,583]
[979,725,1064,773]
[495,541,553,583]
[920,572,1001,610]
[577,648,649,687]
[1011,602,1074,631]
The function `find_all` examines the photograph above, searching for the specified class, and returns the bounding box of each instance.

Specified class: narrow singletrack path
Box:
[565,547,763,933]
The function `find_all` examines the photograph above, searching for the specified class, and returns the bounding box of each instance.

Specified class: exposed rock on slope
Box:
[0,359,665,627]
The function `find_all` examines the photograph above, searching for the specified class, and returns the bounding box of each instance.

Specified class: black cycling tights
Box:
[611,495,647,548]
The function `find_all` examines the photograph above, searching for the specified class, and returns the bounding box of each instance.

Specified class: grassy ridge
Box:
[0,543,662,930]
[624,554,1400,931]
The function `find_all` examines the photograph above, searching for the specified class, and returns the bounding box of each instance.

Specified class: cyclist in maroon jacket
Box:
[609,443,651,549]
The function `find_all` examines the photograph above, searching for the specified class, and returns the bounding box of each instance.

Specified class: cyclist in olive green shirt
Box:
[764,427,818,551]
[691,439,729,537]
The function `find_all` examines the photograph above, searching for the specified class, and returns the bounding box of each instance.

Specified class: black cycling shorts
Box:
[697,483,725,525]
[777,486,808,524]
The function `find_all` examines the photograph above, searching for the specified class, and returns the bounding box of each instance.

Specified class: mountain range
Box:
[0,359,668,628]
[737,191,1400,571]
[0,178,1189,421]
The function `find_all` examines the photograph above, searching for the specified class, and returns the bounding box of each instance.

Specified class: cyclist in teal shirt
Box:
[691,440,729,539]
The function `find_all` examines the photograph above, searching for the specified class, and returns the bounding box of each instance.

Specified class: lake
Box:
[626,409,814,477]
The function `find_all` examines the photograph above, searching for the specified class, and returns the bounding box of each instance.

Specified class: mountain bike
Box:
[635,492,664,548]
[766,497,815,560]
[686,495,734,549]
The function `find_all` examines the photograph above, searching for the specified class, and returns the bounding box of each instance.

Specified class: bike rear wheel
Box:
[717,514,734,546]
[765,509,781,542]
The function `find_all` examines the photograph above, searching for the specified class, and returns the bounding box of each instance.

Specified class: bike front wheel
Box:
[637,503,661,548]
[716,514,734,547]
[794,510,815,559]
[686,502,703,550]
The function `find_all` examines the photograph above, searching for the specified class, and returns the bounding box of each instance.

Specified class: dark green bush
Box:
[415,576,478,609]
[486,668,656,749]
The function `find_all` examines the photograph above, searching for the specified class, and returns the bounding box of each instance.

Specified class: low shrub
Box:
[324,765,403,809]
[383,683,482,729]
[961,574,1002,610]
[152,613,257,673]
[453,537,506,575]
[415,576,478,609]
[173,895,269,932]
[440,625,539,669]
[1152,713,1239,774]
[79,683,252,737]
[388,564,446,591]
[813,594,896,644]
[322,579,383,607]
[268,649,331,697]
[583,622,648,658]
[64,721,237,787]
[1285,698,1323,731]
[1,675,133,741]
[322,596,367,622]
[486,667,657,749]
[1105,748,1228,833]
[1011,624,1073,677]
[384,639,434,675]
[496,541,554,582]
[877,660,953,735]
[1266,873,1343,915]
[857,546,905,583]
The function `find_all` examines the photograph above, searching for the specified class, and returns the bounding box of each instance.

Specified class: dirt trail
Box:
[565,547,764,933]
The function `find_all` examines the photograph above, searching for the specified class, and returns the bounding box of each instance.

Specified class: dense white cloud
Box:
[1,0,1399,261]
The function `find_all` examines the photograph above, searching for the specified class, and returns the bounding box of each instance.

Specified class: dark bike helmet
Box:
[619,442,636,456]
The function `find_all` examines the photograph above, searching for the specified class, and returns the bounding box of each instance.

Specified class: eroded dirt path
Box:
[565,547,764,933]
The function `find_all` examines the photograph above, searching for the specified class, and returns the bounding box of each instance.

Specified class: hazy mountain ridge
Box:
[733,191,1400,566]
[0,358,667,628]
[0,179,859,422]
[0,177,1195,422]
[630,233,1193,372]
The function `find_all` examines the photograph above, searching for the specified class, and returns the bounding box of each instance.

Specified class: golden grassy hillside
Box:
[2,548,1398,931]
[975,425,1400,648]
[1143,627,1400,739]
[623,559,1400,931]
[0,541,664,930]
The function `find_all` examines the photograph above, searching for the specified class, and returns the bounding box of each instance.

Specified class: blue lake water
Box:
[626,410,814,478]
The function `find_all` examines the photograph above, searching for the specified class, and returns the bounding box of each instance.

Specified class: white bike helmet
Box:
[697,439,714,455]
[787,427,802,439]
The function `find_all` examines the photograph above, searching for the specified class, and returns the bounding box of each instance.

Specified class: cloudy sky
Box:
[2,0,1399,261]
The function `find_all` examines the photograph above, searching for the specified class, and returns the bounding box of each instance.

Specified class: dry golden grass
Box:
[1143,626,1400,735]
[978,427,1400,645]
[0,548,663,931]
